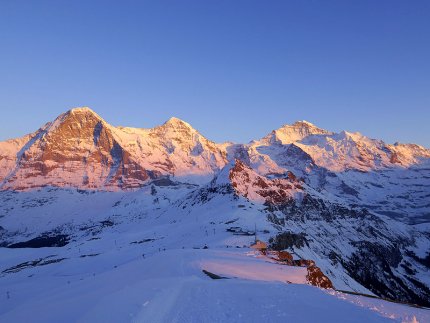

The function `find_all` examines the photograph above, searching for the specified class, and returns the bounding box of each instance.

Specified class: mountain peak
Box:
[261,120,331,145]
[68,106,94,113]
[158,117,196,133]
[65,107,103,120]
[40,106,108,141]
[278,120,329,134]
[164,117,192,127]
[291,120,316,127]
[50,107,103,127]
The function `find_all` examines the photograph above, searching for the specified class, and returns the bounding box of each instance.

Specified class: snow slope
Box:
[1,241,427,323]
[0,181,429,321]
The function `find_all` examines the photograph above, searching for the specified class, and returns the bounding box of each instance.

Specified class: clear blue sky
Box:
[1,0,429,146]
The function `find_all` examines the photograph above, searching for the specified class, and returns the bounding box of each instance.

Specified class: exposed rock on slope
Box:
[0,108,155,190]
[229,159,304,204]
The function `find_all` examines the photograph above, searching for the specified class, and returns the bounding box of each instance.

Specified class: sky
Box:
[0,0,429,146]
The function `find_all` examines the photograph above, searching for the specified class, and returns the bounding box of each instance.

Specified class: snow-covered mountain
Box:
[1,107,429,322]
[0,107,227,190]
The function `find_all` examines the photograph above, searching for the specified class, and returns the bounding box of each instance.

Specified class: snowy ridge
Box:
[1,107,429,190]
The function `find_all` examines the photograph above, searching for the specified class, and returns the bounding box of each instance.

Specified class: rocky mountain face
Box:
[0,108,227,190]
[1,107,429,307]
[0,108,159,190]
[225,159,430,306]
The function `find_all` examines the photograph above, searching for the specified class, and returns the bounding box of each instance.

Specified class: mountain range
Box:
[1,107,429,322]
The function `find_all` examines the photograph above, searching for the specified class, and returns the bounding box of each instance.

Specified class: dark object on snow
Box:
[151,177,177,187]
[7,234,69,248]
[269,232,308,250]
[226,226,254,236]
[2,256,67,274]
[130,238,156,244]
[224,218,239,224]
[202,269,228,280]
[100,220,114,227]
[80,253,99,258]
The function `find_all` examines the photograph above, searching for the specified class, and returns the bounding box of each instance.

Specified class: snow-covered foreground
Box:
[1,246,428,323]
[0,185,429,322]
